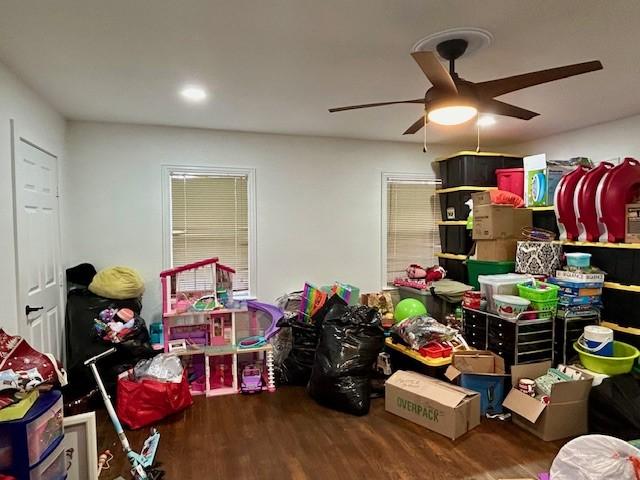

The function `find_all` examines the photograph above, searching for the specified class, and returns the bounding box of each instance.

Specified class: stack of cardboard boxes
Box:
[472,192,533,261]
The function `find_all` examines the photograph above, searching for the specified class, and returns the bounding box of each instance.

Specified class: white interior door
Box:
[12,125,63,359]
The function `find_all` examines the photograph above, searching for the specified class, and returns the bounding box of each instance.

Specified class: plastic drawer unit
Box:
[463,308,554,370]
[0,390,64,480]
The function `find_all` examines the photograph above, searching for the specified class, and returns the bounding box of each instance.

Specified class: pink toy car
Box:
[240,365,264,394]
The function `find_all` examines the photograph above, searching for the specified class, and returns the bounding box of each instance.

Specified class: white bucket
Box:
[580,325,614,357]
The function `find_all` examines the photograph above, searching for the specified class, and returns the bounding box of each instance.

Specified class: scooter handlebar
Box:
[84,347,117,366]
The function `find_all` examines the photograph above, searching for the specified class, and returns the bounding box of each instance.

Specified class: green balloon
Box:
[394,298,427,322]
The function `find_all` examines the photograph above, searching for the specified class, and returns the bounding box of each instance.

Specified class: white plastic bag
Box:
[550,434,640,479]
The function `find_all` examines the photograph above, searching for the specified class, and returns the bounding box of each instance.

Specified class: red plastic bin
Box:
[496,168,524,198]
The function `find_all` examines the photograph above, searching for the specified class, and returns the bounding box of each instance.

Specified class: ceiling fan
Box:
[328,38,603,135]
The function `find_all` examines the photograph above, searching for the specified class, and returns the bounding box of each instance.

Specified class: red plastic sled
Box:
[575,162,614,242]
[596,157,640,243]
[554,165,590,240]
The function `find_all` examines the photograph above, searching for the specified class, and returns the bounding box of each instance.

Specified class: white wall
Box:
[64,121,447,322]
[0,60,65,335]
[507,114,640,161]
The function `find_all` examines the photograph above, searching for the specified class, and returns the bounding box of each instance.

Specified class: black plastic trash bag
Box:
[64,288,155,401]
[589,373,640,440]
[307,304,385,416]
[277,295,347,386]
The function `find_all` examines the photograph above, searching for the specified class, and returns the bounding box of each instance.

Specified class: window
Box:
[164,166,255,294]
[382,173,441,286]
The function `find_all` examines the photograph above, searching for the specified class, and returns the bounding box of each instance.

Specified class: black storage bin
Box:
[601,287,640,329]
[532,210,559,238]
[439,190,473,221]
[436,153,522,189]
[563,245,640,285]
[437,255,467,284]
[438,224,473,255]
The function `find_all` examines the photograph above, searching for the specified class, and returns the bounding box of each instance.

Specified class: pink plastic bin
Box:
[496,168,525,198]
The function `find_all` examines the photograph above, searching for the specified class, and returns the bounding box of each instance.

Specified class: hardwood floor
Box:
[96,387,564,479]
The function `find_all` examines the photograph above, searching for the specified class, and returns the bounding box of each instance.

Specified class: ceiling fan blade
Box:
[328,99,424,113]
[476,60,603,98]
[411,51,458,94]
[403,114,427,135]
[480,98,539,120]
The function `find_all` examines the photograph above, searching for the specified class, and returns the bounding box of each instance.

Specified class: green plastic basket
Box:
[517,281,559,302]
[466,260,515,290]
[529,298,559,319]
[573,340,640,375]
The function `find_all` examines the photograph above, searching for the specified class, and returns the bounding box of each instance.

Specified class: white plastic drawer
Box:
[26,397,63,465]
[30,439,65,480]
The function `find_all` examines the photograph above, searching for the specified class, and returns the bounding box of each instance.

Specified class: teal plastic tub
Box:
[466,260,515,290]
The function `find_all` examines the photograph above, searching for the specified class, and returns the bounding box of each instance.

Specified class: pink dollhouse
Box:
[160,258,275,397]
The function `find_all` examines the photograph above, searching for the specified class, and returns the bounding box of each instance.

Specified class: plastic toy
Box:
[554,165,590,240]
[575,161,614,241]
[240,365,264,394]
[393,298,427,322]
[159,260,276,397]
[85,348,163,480]
[596,157,640,242]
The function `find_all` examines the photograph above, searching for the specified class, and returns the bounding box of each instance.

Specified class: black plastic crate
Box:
[532,209,559,238]
[438,255,468,284]
[436,153,523,189]
[439,224,473,255]
[601,287,640,329]
[554,315,598,365]
[439,190,473,221]
[563,245,640,285]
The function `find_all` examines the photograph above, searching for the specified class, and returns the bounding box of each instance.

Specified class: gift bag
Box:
[516,241,562,276]
[116,370,193,429]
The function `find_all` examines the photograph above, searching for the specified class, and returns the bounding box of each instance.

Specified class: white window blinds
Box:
[171,173,249,292]
[386,177,441,285]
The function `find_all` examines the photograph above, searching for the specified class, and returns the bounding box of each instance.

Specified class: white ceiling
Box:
[1,0,639,146]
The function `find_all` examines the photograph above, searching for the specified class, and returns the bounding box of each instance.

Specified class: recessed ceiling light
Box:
[180,85,207,102]
[477,115,496,127]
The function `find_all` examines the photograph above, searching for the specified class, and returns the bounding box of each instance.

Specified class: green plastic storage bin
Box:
[517,281,560,302]
[530,298,559,319]
[466,259,515,290]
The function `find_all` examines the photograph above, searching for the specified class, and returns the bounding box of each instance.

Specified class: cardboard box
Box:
[472,190,492,206]
[502,361,593,441]
[555,270,605,283]
[475,239,519,261]
[385,370,481,440]
[445,351,510,414]
[523,154,574,207]
[625,203,640,243]
[472,204,532,240]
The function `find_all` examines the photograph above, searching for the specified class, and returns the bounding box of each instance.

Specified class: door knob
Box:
[25,305,44,316]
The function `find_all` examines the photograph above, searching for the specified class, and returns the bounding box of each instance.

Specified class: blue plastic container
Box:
[580,325,614,357]
[565,252,592,268]
[459,374,507,415]
[0,390,64,479]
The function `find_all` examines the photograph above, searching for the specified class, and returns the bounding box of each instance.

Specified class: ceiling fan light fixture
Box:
[428,105,478,126]
[477,115,496,127]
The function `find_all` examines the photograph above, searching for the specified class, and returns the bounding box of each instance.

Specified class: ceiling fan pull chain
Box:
[423,109,428,153]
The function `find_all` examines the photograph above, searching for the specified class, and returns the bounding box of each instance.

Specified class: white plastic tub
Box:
[478,273,533,313]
